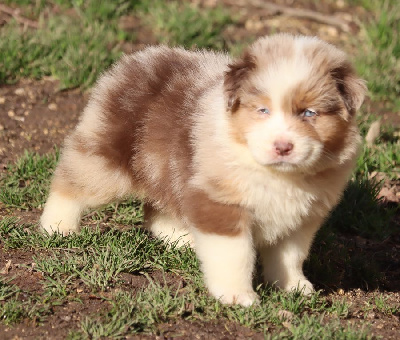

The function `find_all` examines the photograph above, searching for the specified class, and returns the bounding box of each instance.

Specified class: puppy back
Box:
[77,46,230,211]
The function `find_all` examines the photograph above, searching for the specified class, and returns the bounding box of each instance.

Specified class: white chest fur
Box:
[237,167,348,244]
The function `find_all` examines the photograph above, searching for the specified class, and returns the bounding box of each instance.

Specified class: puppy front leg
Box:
[184,190,257,306]
[260,217,322,295]
[192,228,257,306]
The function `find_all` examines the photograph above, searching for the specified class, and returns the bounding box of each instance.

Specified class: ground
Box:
[0,0,399,339]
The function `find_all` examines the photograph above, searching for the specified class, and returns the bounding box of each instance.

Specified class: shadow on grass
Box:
[305,178,399,292]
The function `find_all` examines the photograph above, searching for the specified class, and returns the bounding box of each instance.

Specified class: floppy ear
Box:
[224,51,257,112]
[331,61,367,115]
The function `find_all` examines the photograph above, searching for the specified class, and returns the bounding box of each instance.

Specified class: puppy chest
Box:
[246,182,320,241]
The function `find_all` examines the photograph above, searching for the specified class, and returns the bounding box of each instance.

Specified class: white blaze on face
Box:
[244,56,324,171]
[245,112,321,169]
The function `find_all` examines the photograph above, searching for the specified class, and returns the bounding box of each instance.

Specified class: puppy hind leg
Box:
[40,187,84,236]
[41,145,134,236]
[40,164,88,236]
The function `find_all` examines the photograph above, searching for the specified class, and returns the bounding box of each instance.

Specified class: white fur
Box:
[61,148,133,204]
[144,211,194,248]
[191,228,258,306]
[40,138,134,234]
[40,192,83,235]
[253,60,311,110]
[258,216,322,294]
[143,152,164,183]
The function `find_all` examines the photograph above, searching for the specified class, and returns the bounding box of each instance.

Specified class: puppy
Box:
[41,34,366,306]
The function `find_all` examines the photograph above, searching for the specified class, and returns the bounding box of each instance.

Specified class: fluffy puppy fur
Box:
[41,34,366,306]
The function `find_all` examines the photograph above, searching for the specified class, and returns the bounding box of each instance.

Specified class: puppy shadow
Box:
[304,179,400,293]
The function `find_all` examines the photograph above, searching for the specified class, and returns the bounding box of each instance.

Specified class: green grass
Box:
[0,17,123,89]
[0,297,57,326]
[138,0,233,49]
[355,0,400,110]
[0,150,59,209]
[4,0,142,20]
[0,288,54,326]
[0,299,27,325]
[0,277,19,301]
[328,178,395,239]
[371,294,400,315]
[0,0,137,88]
[357,142,400,180]
[67,283,369,339]
[0,217,372,338]
[0,213,378,339]
[83,198,144,227]
[70,284,370,339]
[0,0,234,89]
[355,114,399,180]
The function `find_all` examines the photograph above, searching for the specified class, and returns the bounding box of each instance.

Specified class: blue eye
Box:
[303,109,317,118]
[257,107,270,114]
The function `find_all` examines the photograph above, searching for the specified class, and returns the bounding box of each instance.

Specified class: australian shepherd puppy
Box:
[41,34,366,306]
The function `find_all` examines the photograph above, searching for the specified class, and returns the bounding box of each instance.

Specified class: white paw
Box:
[40,218,79,236]
[40,192,82,236]
[214,290,259,307]
[285,279,314,295]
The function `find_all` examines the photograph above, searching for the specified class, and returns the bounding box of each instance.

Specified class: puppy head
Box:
[224,34,367,173]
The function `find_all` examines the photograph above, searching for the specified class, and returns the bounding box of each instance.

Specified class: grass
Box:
[0,282,54,326]
[0,17,123,89]
[355,0,400,110]
[0,277,19,301]
[0,299,27,325]
[73,284,370,339]
[0,0,233,89]
[327,178,395,238]
[0,209,383,338]
[0,216,374,338]
[372,295,400,315]
[138,0,233,50]
[0,150,59,209]
[357,141,400,180]
[4,0,141,21]
[355,113,399,185]
[0,297,57,326]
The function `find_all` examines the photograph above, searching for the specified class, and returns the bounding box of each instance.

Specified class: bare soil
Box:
[1,1,399,339]
[0,78,85,171]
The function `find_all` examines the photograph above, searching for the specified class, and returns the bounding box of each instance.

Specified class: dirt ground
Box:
[1,1,399,339]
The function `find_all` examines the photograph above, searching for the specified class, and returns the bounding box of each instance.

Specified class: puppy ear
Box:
[224,51,257,112]
[331,61,367,115]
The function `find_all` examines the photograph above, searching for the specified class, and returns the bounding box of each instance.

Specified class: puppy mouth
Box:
[266,160,299,171]
[263,149,319,172]
[265,152,303,166]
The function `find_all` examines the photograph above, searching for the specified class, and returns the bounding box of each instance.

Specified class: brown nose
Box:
[274,140,294,156]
